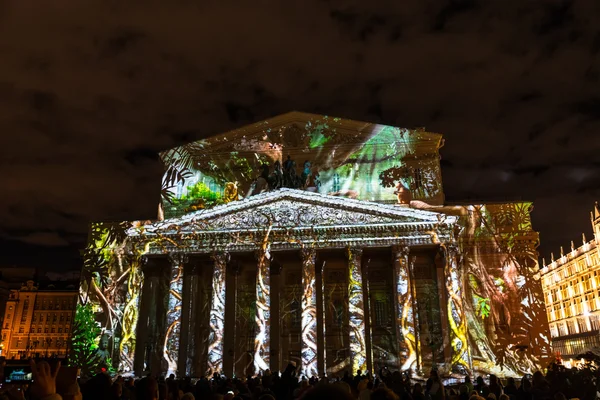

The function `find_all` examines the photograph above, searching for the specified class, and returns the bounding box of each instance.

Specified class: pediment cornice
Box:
[128,189,456,237]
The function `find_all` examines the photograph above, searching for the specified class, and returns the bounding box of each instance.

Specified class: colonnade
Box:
[132,245,452,378]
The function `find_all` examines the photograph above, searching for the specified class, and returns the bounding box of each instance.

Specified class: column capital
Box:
[346,247,363,261]
[168,252,189,266]
[444,243,460,258]
[254,247,272,263]
[300,248,317,263]
[391,245,410,260]
[210,252,229,265]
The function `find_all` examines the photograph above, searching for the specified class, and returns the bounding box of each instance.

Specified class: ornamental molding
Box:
[128,189,457,237]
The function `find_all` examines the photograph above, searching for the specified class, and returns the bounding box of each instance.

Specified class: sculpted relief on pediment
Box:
[193,200,420,231]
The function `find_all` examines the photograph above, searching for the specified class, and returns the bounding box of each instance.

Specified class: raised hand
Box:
[30,359,60,399]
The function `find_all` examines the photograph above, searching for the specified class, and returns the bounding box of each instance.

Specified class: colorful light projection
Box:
[300,248,318,377]
[207,253,227,376]
[80,202,549,379]
[347,248,367,374]
[164,254,185,376]
[159,113,445,220]
[254,248,271,373]
[392,246,419,372]
[78,114,549,379]
[427,202,551,376]
[443,245,470,372]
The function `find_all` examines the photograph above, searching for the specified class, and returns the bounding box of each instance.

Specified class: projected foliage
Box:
[159,115,444,218]
[81,113,549,379]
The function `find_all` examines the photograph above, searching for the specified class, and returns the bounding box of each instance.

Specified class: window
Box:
[6,314,11,320]
[32,315,36,322]
[65,328,69,334]
[289,300,301,329]
[374,299,389,327]
[18,327,23,333]
[37,328,41,333]
[558,323,567,336]
[591,315,600,331]
[58,328,62,333]
[53,314,57,322]
[51,328,55,333]
[332,173,341,192]
[567,320,577,335]
[66,315,71,322]
[44,328,48,333]
[413,168,423,189]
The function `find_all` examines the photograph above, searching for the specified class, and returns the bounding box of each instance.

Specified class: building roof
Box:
[159,111,444,163]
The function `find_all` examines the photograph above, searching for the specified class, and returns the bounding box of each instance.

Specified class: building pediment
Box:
[129,189,455,237]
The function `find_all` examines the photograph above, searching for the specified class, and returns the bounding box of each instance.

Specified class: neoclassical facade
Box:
[81,112,550,379]
[541,203,600,358]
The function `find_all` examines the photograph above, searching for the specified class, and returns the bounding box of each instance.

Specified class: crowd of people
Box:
[1,360,599,400]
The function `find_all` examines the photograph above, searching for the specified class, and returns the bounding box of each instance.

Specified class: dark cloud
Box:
[0,0,599,271]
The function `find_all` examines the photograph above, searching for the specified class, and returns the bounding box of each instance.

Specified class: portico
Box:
[127,189,458,378]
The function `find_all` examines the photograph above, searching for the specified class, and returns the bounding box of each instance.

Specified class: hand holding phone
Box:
[3,366,33,384]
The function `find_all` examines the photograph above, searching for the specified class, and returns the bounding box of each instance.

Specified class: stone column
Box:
[434,248,452,366]
[186,259,211,377]
[361,259,374,375]
[347,247,366,375]
[223,261,239,378]
[152,257,171,377]
[443,244,471,372]
[206,252,228,376]
[253,249,271,374]
[315,255,326,376]
[391,247,411,371]
[164,253,187,377]
[300,248,318,378]
[134,256,170,377]
[178,260,193,376]
[408,253,422,374]
[270,259,283,373]
[134,256,152,376]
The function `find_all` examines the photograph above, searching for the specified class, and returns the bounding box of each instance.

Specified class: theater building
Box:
[81,112,550,379]
[541,203,600,358]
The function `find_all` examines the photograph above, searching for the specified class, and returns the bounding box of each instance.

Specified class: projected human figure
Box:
[283,156,300,188]
[268,160,283,189]
[394,181,412,205]
[301,161,312,188]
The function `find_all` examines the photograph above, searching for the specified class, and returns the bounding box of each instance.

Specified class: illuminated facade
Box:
[81,112,550,379]
[541,203,600,358]
[0,281,77,359]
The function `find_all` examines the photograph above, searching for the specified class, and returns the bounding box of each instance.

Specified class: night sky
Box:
[1,1,599,276]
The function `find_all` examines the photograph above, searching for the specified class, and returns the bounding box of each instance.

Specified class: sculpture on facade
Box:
[223,182,239,203]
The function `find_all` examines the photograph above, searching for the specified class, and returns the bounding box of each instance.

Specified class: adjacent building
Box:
[541,203,600,358]
[0,281,77,360]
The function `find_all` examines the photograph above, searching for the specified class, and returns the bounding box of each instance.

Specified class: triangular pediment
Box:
[131,189,454,236]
